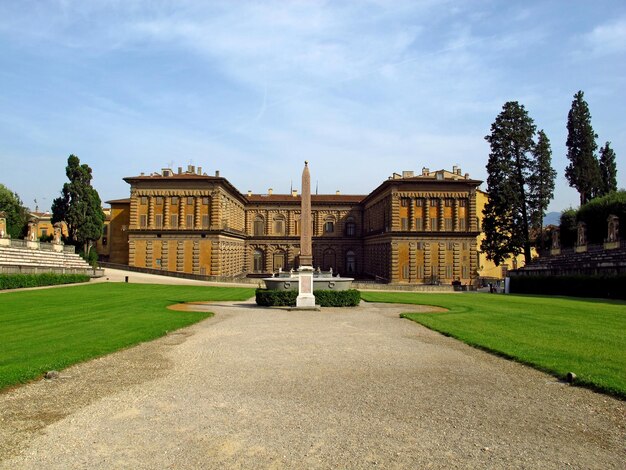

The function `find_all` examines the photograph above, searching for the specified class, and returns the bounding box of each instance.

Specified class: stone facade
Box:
[105,165,501,285]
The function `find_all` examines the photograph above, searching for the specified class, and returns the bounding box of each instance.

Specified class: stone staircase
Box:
[0,245,103,276]
[514,241,626,276]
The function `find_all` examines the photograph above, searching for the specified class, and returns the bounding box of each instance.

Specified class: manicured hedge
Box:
[509,274,626,300]
[255,288,361,307]
[0,273,90,290]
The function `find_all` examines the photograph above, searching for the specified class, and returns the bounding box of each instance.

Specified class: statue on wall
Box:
[551,228,560,250]
[577,222,586,246]
[0,213,6,238]
[53,222,63,244]
[607,215,619,242]
[27,221,37,241]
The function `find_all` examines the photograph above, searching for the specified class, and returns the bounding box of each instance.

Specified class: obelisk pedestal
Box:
[296,161,318,308]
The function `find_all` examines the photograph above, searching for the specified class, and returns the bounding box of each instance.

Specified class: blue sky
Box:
[1,1,624,213]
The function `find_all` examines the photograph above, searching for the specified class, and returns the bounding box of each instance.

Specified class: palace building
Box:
[103,165,508,285]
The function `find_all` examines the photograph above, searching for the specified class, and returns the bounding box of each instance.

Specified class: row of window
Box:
[139,214,210,229]
[401,198,468,207]
[401,218,467,231]
[252,248,357,273]
[401,264,470,279]
[252,219,357,237]
[139,196,210,205]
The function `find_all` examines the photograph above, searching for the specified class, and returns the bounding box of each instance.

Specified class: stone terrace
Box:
[0,244,103,277]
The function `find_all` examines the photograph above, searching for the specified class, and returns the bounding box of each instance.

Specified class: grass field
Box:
[0,283,255,390]
[361,291,626,398]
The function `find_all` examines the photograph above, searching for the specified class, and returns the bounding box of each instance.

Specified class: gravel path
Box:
[1,299,624,469]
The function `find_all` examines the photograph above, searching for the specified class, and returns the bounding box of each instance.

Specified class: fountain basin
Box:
[263,272,354,291]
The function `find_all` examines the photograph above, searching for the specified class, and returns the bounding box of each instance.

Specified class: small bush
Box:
[0,273,90,290]
[314,289,361,307]
[510,274,626,300]
[255,289,297,306]
[255,288,361,307]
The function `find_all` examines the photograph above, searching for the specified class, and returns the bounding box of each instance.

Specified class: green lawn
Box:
[361,291,626,398]
[0,283,255,390]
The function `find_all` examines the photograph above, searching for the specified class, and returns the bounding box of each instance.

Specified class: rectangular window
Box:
[415,218,423,231]
[430,199,438,207]
[202,197,209,205]
[462,242,468,250]
[401,198,408,207]
[415,198,423,207]
[141,196,148,205]
[324,221,334,233]
[156,258,162,267]
[448,242,454,250]
[155,214,163,228]
[156,196,163,205]
[430,218,438,231]
[402,264,409,279]
[186,215,194,228]
[140,214,147,228]
[445,199,452,207]
[418,265,424,279]
[346,223,355,236]
[401,218,408,230]
[103,225,108,236]
[445,218,453,231]
[460,199,467,207]
[275,220,285,235]
[202,215,209,228]
[459,218,467,231]
[416,242,423,250]
[171,215,178,228]
[172,196,179,205]
[187,197,194,205]
[462,265,468,278]
[446,265,452,278]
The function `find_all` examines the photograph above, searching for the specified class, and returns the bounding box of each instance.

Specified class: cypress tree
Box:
[528,130,556,249]
[565,90,600,205]
[598,141,618,196]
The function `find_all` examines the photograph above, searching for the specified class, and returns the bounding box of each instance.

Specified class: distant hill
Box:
[543,212,561,226]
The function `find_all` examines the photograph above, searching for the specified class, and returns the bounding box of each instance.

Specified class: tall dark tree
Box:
[565,90,600,205]
[598,141,618,197]
[0,184,29,239]
[528,130,556,249]
[482,101,536,265]
[52,155,105,256]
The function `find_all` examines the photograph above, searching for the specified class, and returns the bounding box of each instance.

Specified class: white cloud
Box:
[584,17,626,55]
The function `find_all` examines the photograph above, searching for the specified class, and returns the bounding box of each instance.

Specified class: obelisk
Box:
[296,161,317,308]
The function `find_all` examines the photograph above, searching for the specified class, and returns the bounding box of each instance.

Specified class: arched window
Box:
[274,215,285,236]
[346,250,356,274]
[345,217,356,237]
[273,250,286,271]
[323,249,336,271]
[324,217,335,234]
[254,215,265,236]
[253,249,264,272]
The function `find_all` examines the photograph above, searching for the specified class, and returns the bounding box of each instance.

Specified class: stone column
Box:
[408,198,415,231]
[409,242,417,283]
[164,197,170,229]
[194,197,202,229]
[438,198,445,232]
[148,196,155,229]
[424,198,431,231]
[178,197,186,229]
[469,190,478,232]
[129,192,139,229]
[453,198,460,232]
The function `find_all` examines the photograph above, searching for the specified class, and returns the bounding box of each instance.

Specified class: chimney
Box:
[452,165,458,174]
[215,170,220,177]
[292,189,298,197]
[336,190,341,195]
[422,167,430,176]
[140,172,145,176]
[465,173,470,179]
[197,166,202,175]
[247,190,252,197]
[178,167,182,175]
[402,170,414,178]
[268,188,273,195]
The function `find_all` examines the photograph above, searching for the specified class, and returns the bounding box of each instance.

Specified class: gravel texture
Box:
[0,298,624,469]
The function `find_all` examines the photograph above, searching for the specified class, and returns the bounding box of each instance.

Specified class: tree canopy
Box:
[565,90,600,205]
[51,155,105,255]
[0,184,29,239]
[482,102,556,266]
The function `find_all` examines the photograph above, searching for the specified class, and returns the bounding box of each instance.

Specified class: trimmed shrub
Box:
[510,275,626,300]
[577,190,626,244]
[559,208,578,248]
[255,289,297,306]
[255,288,361,307]
[313,289,361,307]
[0,273,90,290]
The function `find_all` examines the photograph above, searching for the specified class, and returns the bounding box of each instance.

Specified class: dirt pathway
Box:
[1,300,624,469]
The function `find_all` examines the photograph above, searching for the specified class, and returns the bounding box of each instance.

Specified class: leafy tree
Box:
[0,184,29,238]
[482,101,537,265]
[559,208,578,248]
[565,90,600,205]
[52,155,105,256]
[598,141,618,197]
[528,130,556,249]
